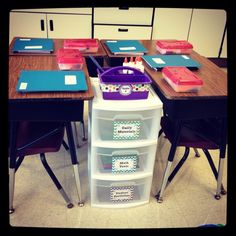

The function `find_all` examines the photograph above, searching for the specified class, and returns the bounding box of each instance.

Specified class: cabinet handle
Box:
[49,20,54,31]
[118,28,128,32]
[40,20,45,31]
[119,7,129,10]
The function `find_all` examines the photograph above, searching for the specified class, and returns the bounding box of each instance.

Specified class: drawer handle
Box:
[40,20,45,31]
[49,20,54,31]
[119,7,129,10]
[118,28,128,32]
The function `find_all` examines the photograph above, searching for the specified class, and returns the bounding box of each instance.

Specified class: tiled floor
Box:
[9,101,228,229]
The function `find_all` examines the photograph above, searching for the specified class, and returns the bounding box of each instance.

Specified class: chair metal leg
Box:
[62,140,69,151]
[167,147,190,185]
[39,153,74,208]
[193,148,200,157]
[80,120,87,141]
[15,156,25,172]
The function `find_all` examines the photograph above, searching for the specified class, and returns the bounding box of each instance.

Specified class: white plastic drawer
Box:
[91,176,152,208]
[94,7,153,25]
[94,25,152,40]
[91,142,157,176]
[92,108,161,141]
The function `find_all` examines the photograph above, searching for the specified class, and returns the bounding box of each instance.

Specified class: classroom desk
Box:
[8,55,94,212]
[9,37,107,76]
[101,39,228,201]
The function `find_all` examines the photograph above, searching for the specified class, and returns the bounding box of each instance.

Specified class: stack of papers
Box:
[12,38,54,54]
[16,70,88,92]
[105,40,148,55]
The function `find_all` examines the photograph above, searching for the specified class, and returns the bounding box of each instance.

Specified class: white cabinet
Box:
[220,29,227,58]
[188,9,226,57]
[9,8,92,43]
[88,78,162,208]
[152,8,192,40]
[93,7,154,40]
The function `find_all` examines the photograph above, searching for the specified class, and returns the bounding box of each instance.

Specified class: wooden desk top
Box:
[101,39,227,100]
[9,55,94,100]
[9,37,107,57]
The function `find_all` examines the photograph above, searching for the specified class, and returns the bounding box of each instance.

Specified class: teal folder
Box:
[142,55,201,70]
[12,38,54,54]
[16,70,88,92]
[105,40,148,55]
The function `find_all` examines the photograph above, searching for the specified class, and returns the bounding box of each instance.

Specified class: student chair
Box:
[155,115,227,203]
[9,121,74,214]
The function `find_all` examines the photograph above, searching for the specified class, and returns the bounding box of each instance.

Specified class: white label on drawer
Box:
[113,120,141,140]
[112,155,137,173]
[20,38,31,41]
[65,75,77,85]
[24,45,43,49]
[181,55,189,59]
[152,58,166,64]
[119,46,136,51]
[110,186,134,202]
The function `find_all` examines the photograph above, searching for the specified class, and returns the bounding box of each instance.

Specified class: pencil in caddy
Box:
[98,66,152,100]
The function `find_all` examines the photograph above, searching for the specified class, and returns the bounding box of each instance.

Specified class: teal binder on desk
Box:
[16,70,88,92]
[142,55,201,71]
[105,40,148,55]
[12,38,54,54]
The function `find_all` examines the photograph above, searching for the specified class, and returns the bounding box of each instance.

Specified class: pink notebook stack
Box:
[57,48,83,70]
[63,39,99,53]
[156,40,193,54]
[162,66,203,92]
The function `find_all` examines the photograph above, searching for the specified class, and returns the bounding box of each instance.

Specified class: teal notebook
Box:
[16,70,88,92]
[142,55,201,71]
[12,38,54,54]
[105,40,148,55]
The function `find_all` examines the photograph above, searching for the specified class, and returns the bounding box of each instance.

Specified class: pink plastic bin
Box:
[162,66,203,92]
[57,48,83,70]
[63,39,99,53]
[156,40,193,54]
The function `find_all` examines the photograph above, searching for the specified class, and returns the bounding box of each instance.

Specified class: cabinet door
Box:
[94,25,152,40]
[152,8,192,40]
[188,9,226,57]
[9,12,47,43]
[47,14,92,38]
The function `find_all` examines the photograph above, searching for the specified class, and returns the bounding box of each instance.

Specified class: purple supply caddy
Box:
[98,66,152,100]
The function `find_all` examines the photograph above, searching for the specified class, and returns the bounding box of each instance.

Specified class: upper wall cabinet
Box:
[152,8,192,40]
[188,9,226,58]
[9,8,92,43]
[93,7,154,40]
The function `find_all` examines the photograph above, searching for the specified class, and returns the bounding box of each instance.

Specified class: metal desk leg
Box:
[215,118,227,200]
[65,122,84,207]
[156,121,182,203]
[9,121,18,214]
